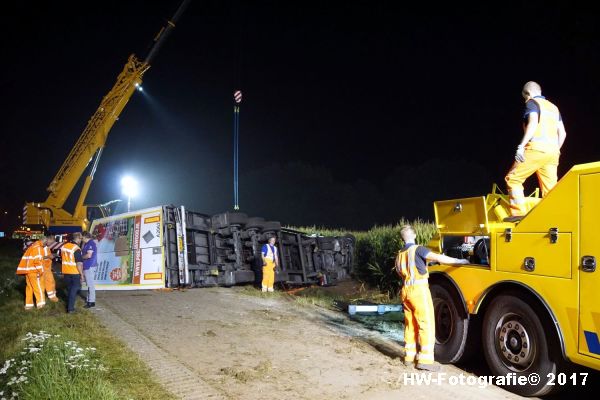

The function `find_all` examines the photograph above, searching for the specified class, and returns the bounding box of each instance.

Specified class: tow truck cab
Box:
[427,162,600,397]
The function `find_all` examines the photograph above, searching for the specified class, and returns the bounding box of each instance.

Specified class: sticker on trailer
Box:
[87,206,165,290]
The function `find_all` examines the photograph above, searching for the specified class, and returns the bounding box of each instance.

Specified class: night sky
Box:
[2,1,600,231]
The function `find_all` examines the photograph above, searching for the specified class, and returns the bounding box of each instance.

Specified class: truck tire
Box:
[482,295,558,397]
[430,283,470,364]
[246,217,265,230]
[262,221,281,232]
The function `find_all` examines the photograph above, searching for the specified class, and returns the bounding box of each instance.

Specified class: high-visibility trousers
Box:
[24,272,46,309]
[43,265,57,300]
[505,149,559,216]
[402,283,435,364]
[262,259,276,291]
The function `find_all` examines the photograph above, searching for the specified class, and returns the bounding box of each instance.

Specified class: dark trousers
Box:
[63,274,81,312]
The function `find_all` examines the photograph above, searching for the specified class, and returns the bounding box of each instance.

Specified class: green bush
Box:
[292,220,438,297]
[352,219,437,297]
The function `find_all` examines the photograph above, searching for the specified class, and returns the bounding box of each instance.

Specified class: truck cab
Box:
[427,162,600,396]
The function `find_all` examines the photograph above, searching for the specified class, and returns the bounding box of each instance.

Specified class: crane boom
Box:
[23,0,190,233]
[47,55,148,209]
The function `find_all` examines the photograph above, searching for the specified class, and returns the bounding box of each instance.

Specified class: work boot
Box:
[84,302,95,309]
[416,363,440,372]
[49,296,59,303]
[403,359,415,367]
[503,215,524,223]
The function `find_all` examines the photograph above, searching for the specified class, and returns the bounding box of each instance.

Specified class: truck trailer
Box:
[86,205,354,290]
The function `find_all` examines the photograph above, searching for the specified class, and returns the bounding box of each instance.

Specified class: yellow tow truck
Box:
[428,161,600,396]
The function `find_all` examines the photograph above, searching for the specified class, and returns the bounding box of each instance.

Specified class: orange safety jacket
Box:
[525,97,561,153]
[395,245,429,286]
[16,240,44,275]
[61,242,81,275]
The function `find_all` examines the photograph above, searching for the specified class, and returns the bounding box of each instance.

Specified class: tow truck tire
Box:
[430,283,470,364]
[482,295,558,397]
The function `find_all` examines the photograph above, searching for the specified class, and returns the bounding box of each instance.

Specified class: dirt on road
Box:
[92,286,523,400]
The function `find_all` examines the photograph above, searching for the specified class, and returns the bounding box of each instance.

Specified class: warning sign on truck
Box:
[89,206,165,290]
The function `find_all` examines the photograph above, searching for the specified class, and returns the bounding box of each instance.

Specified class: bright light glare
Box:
[138,86,144,92]
[121,176,139,198]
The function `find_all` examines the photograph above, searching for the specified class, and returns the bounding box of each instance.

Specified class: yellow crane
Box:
[23,0,190,233]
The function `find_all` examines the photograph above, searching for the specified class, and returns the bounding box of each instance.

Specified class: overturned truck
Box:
[89,205,354,290]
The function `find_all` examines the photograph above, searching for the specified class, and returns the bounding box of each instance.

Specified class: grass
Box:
[0,240,176,400]
[239,281,395,311]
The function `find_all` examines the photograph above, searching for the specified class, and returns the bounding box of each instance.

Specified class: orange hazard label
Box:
[144,216,160,224]
[144,273,163,280]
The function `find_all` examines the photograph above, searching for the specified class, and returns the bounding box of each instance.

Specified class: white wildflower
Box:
[0,359,12,375]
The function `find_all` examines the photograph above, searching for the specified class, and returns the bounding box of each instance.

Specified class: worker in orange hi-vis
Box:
[504,81,567,222]
[42,235,59,303]
[16,237,47,310]
[396,225,468,371]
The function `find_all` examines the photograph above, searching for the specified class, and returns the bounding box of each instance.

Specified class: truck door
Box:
[579,173,600,359]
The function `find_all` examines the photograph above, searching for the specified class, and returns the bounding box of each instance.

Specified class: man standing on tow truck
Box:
[504,81,567,222]
[396,225,468,371]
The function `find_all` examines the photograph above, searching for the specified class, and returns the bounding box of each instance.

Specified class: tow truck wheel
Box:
[430,283,469,364]
[483,295,558,397]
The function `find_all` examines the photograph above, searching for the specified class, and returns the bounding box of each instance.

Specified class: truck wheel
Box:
[482,295,558,396]
[430,283,470,363]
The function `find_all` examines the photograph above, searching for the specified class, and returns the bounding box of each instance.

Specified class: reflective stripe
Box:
[510,198,526,205]
[36,276,44,304]
[405,278,428,286]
